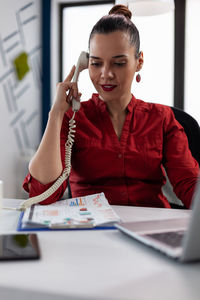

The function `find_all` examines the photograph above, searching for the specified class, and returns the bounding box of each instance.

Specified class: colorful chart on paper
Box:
[21,193,120,229]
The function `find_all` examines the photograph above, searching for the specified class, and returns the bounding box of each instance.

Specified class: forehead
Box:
[89,31,135,57]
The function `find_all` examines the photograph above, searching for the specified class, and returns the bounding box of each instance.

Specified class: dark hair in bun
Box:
[89,4,140,58]
[109,4,132,19]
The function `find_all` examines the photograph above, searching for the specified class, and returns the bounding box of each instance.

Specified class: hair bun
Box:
[109,4,132,20]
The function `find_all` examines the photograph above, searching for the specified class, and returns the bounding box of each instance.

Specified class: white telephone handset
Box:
[3,52,89,211]
[72,51,89,112]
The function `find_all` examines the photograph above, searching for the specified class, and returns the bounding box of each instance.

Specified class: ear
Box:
[136,51,144,72]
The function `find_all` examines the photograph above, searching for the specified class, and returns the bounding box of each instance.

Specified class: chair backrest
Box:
[170,107,200,165]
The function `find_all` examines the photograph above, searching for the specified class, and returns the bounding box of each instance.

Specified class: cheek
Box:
[120,68,135,87]
[89,68,99,85]
[128,67,136,82]
[89,68,95,82]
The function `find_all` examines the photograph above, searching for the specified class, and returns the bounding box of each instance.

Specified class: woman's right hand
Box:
[51,65,81,115]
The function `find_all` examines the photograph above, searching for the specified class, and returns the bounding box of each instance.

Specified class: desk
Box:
[0,198,200,300]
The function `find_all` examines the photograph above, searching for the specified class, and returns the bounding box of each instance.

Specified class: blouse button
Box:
[118,153,122,158]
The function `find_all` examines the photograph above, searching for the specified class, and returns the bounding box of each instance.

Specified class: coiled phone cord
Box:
[17,111,77,211]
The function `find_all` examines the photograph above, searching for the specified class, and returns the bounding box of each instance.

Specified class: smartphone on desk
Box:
[0,234,40,261]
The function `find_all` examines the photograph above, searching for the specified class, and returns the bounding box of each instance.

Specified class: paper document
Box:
[20,193,120,229]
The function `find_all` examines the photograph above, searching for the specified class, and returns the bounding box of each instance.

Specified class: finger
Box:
[66,85,80,104]
[64,65,76,82]
[66,89,73,103]
[56,81,72,95]
[66,94,72,104]
[68,82,79,98]
[77,92,82,101]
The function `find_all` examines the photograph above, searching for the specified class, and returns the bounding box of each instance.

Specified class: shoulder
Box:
[134,98,172,117]
[133,98,176,124]
[133,98,177,132]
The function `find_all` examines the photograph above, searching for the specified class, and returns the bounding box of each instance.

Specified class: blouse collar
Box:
[91,93,137,114]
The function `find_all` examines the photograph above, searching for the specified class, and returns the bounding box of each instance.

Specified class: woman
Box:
[23,5,199,208]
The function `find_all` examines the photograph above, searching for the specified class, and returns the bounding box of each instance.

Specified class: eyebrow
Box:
[89,55,128,59]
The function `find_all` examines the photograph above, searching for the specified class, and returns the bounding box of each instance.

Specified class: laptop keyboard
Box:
[145,230,185,248]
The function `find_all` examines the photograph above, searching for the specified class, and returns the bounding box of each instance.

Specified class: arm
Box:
[22,66,81,204]
[163,108,199,208]
[29,109,64,184]
[29,66,80,184]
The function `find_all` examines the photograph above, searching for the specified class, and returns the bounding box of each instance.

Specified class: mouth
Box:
[101,85,117,92]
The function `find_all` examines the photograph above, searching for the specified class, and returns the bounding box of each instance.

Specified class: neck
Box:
[104,94,132,140]
[106,94,132,118]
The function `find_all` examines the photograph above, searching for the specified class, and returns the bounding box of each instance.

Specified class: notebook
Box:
[115,179,200,262]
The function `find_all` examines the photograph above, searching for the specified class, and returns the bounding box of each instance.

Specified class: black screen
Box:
[0,234,40,261]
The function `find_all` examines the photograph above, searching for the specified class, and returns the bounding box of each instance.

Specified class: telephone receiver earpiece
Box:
[72,51,89,112]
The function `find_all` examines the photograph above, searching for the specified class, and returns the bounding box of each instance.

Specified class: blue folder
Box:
[17,211,117,231]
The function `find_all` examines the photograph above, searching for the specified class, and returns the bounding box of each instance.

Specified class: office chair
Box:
[170,107,200,165]
[163,107,200,209]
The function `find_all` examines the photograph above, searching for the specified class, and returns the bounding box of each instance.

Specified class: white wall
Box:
[0,0,42,198]
[185,0,200,124]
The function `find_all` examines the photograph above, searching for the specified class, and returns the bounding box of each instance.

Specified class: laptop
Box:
[115,179,200,262]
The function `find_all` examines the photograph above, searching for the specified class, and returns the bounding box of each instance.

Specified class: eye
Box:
[114,61,126,66]
[90,61,102,67]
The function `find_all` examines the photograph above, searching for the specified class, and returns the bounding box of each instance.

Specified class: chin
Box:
[98,94,115,102]
[99,90,118,101]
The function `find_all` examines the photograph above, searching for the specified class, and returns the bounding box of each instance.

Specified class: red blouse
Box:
[23,94,199,208]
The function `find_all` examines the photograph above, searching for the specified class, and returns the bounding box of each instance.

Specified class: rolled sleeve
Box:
[22,173,67,205]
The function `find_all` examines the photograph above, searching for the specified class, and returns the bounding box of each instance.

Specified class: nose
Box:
[100,64,114,80]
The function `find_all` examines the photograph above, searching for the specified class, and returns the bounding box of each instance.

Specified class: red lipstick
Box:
[101,85,117,92]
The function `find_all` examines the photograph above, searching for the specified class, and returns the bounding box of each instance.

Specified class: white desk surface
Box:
[0,198,200,300]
